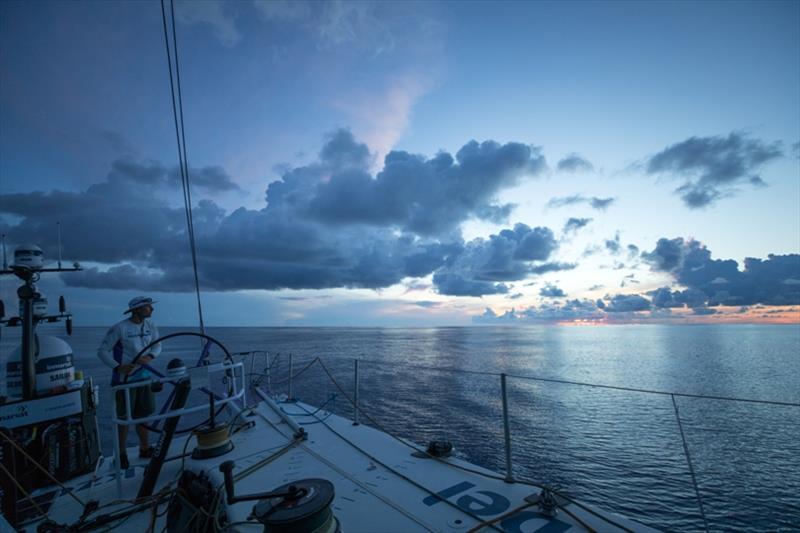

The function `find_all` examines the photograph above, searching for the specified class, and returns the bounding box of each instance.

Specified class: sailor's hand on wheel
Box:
[138,354,154,364]
[118,364,136,375]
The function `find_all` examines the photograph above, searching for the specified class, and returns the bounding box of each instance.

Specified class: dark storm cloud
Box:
[432,224,561,296]
[304,130,546,235]
[642,237,800,306]
[539,284,565,298]
[563,217,591,234]
[645,132,782,208]
[557,153,594,172]
[1,130,558,295]
[547,194,615,211]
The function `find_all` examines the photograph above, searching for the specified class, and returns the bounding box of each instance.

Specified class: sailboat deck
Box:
[8,394,658,532]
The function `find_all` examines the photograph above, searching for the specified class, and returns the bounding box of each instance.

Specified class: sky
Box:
[0,0,798,327]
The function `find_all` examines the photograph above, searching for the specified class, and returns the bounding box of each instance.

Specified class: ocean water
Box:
[2,324,799,532]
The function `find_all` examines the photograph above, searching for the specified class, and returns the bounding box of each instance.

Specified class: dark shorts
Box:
[115,384,156,420]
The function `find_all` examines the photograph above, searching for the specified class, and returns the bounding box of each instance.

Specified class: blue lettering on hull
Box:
[425,481,573,532]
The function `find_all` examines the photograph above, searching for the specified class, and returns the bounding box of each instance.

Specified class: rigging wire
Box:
[159,0,205,333]
[361,359,800,407]
[671,394,710,533]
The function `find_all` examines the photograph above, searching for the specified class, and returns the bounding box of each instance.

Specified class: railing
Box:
[109,361,246,496]
[235,350,800,533]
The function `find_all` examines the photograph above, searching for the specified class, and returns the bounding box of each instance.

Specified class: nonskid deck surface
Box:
[12,397,658,532]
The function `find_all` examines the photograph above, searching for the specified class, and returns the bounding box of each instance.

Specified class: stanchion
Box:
[288,353,294,400]
[353,359,360,426]
[501,373,514,483]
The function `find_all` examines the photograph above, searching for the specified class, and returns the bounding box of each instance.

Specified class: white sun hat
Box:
[124,296,157,314]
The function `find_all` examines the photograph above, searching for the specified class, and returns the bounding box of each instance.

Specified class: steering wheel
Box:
[125,331,233,380]
[122,331,236,435]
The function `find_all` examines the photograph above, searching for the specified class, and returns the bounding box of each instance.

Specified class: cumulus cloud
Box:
[547,194,615,211]
[303,130,546,235]
[557,153,594,173]
[539,284,565,298]
[603,294,651,313]
[642,237,800,306]
[474,299,604,323]
[645,132,783,208]
[1,131,555,295]
[433,224,561,296]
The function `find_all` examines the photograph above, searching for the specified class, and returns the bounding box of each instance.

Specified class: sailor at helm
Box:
[97,296,161,469]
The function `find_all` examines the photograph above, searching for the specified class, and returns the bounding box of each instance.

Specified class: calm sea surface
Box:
[2,324,799,532]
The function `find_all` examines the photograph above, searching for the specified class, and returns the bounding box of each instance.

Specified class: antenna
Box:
[2,234,7,270]
[57,222,63,269]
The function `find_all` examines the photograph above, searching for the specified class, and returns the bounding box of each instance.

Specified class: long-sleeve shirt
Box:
[97,318,161,384]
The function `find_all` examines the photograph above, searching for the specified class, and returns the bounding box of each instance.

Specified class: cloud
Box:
[563,217,591,234]
[109,157,240,192]
[557,153,594,173]
[603,294,651,313]
[605,232,621,254]
[645,132,783,208]
[177,1,241,47]
[433,223,561,296]
[547,194,615,211]
[304,130,546,235]
[530,262,576,275]
[642,237,800,306]
[474,299,604,323]
[1,131,554,296]
[413,300,442,308]
[539,284,565,298]
[432,273,509,297]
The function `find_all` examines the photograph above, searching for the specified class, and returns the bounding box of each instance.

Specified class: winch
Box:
[218,461,340,533]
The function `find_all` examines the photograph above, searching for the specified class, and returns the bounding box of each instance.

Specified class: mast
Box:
[18,274,37,399]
